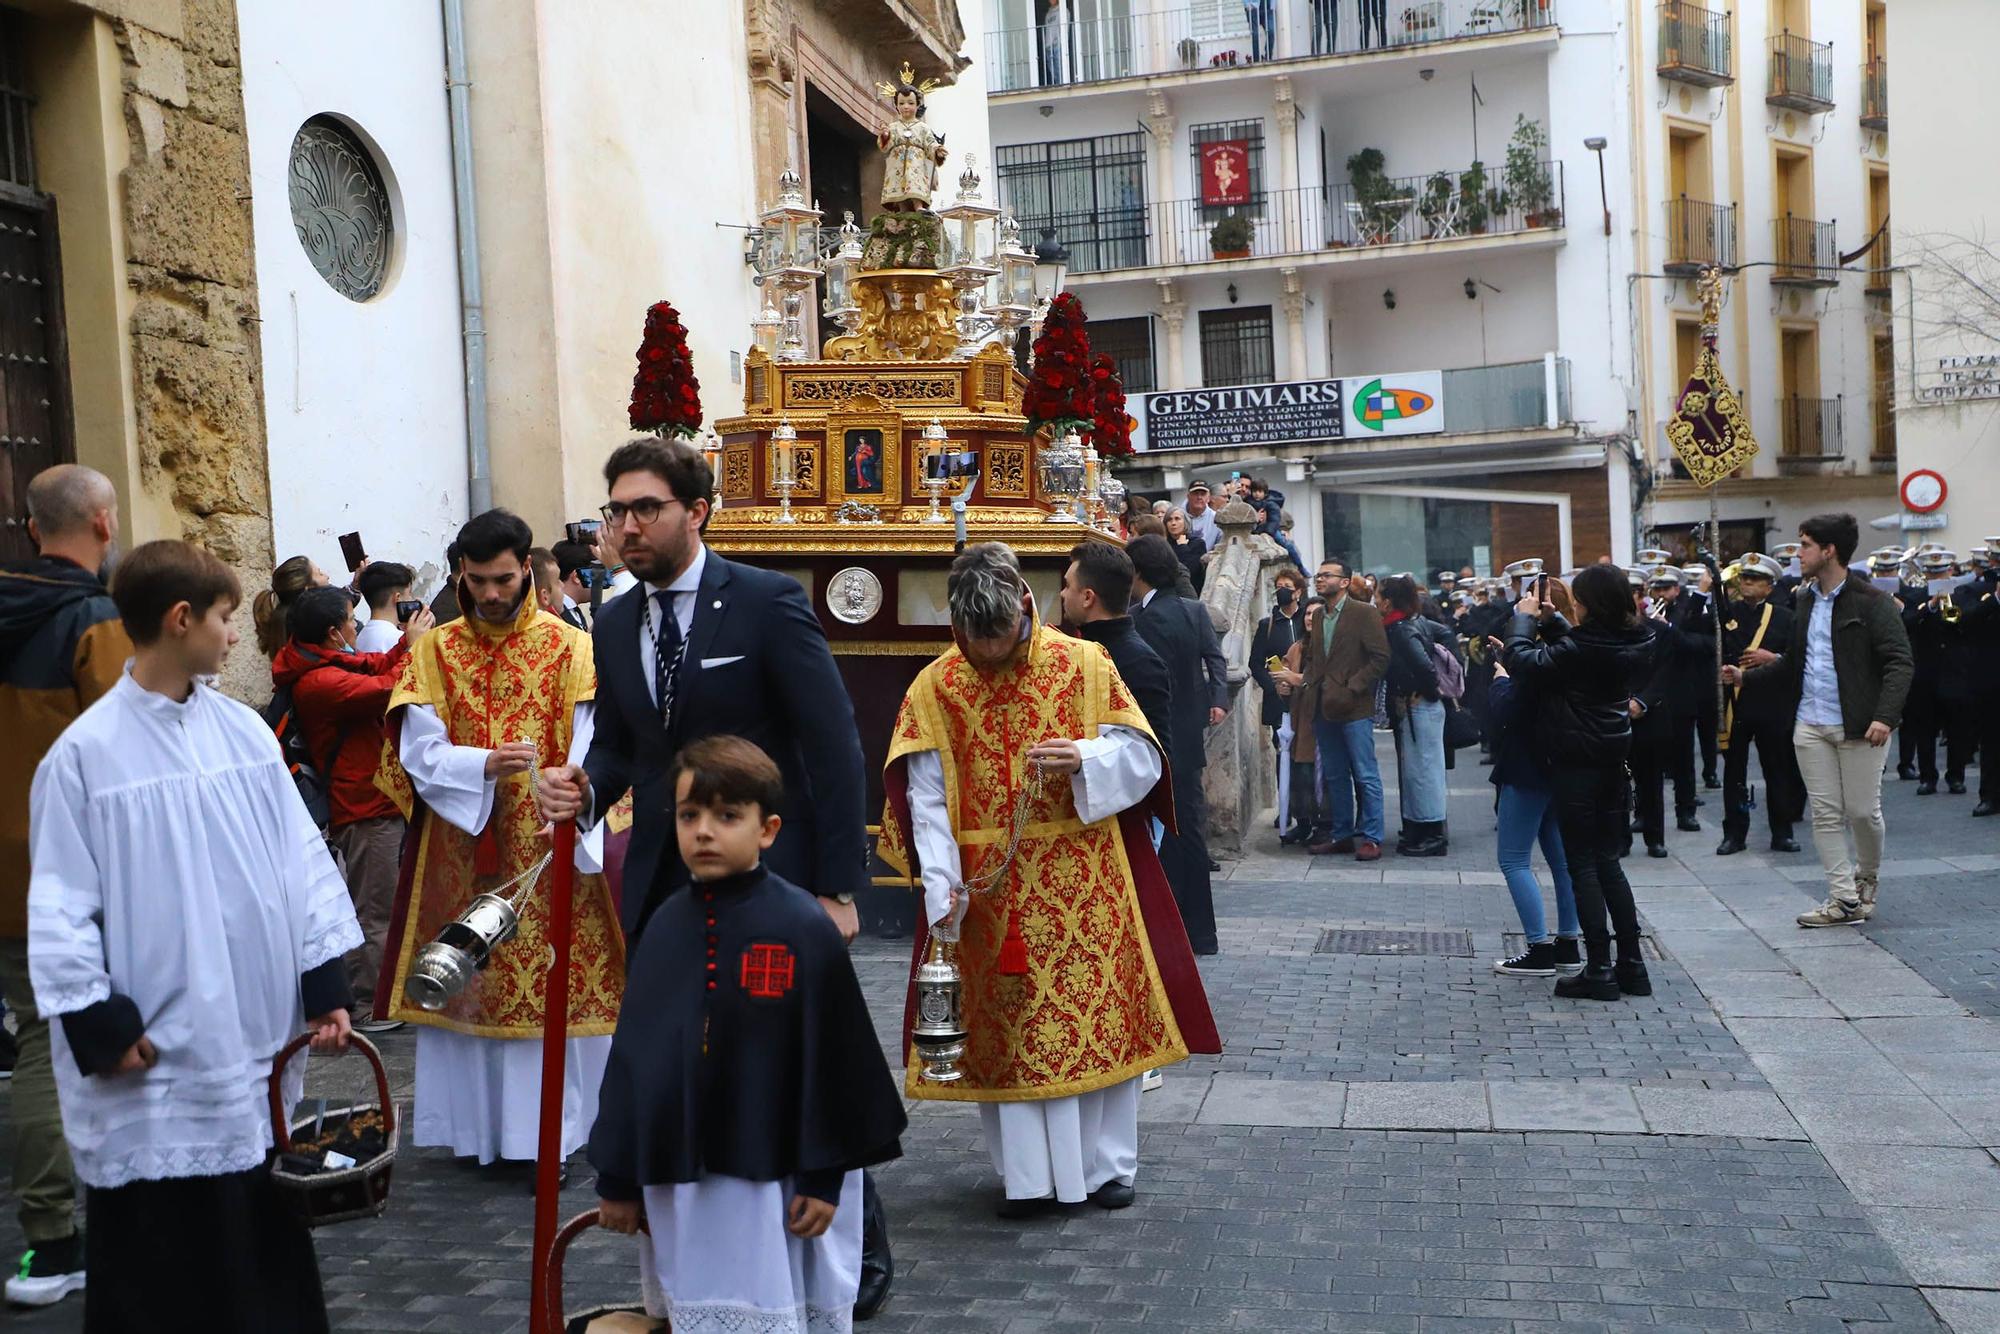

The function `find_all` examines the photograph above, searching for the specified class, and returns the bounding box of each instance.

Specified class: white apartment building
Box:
[1638,0,1895,560]
[985,0,1642,577]
[983,0,1907,576]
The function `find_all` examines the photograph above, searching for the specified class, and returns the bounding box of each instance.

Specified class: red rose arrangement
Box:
[1086,352,1134,458]
[1019,292,1096,440]
[628,300,703,437]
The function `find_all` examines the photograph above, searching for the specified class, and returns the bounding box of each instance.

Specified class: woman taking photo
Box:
[1501,565,1662,1000]
[1164,507,1208,593]
[1486,577,1582,977]
[251,553,332,659]
[1380,575,1449,856]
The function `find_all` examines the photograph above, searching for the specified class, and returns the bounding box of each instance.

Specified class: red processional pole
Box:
[528,818,576,1334]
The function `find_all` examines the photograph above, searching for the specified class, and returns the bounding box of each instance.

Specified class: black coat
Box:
[1385,613,1442,702]
[1957,571,2000,678]
[1248,604,1308,727]
[1720,595,1797,723]
[1076,617,1173,755]
[587,867,906,1204]
[583,551,868,938]
[1171,535,1208,594]
[1132,591,1227,776]
[1502,612,1663,767]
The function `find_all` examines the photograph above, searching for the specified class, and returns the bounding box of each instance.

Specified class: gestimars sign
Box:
[1139,371,1444,451]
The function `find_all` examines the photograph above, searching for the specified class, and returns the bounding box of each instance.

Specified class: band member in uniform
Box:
[1904,550,1975,796]
[1962,541,1999,817]
[1715,554,1802,855]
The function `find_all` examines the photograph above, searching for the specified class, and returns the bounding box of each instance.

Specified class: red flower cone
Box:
[1020,292,1097,441]
[628,300,704,438]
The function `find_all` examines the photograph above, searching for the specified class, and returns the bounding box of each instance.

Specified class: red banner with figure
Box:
[1200,140,1251,207]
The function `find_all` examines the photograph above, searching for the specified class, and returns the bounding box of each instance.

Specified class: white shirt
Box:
[397,703,603,873]
[605,567,639,600]
[28,673,364,1187]
[1798,580,1845,727]
[354,617,402,655]
[639,544,707,708]
[906,726,1160,939]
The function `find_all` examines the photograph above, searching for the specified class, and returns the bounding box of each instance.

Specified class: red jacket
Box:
[271,639,409,827]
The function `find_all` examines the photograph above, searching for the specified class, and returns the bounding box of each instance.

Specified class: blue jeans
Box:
[1496,783,1579,944]
[1314,716,1384,843]
[1395,698,1448,822]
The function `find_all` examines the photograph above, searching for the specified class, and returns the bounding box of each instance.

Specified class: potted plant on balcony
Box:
[1209,212,1254,259]
[1347,148,1411,244]
[1459,161,1491,234]
[1505,115,1559,228]
[1177,37,1200,68]
[1420,172,1457,238]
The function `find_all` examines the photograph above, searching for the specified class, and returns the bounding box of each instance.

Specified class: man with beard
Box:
[372,509,624,1174]
[532,437,893,1317]
[0,464,130,1307]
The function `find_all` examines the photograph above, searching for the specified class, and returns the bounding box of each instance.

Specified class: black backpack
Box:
[260,662,352,830]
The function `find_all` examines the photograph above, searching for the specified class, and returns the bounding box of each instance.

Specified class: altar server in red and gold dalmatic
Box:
[374,509,624,1167]
[879,542,1219,1217]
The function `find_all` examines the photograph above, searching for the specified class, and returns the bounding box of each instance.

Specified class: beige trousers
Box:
[1792,722,1890,907]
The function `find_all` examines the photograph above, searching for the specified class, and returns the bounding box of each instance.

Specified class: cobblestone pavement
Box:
[2,740,1992,1331]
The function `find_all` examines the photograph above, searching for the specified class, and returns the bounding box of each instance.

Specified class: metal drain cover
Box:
[1315,929,1474,957]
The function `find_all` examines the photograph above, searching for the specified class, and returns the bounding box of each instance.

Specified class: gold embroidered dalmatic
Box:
[375,596,624,1037]
[880,624,1188,1103]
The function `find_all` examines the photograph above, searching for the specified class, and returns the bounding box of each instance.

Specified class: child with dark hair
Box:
[30,540,361,1330]
[589,735,906,1329]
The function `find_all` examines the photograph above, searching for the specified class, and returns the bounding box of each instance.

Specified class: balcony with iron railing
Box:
[1771,215,1837,287]
[1777,395,1844,466]
[985,0,1559,96]
[1663,197,1738,273]
[1866,231,1892,297]
[1658,1,1732,87]
[1861,57,1887,129]
[1020,161,1566,281]
[1767,32,1834,112]
[1870,390,1896,464]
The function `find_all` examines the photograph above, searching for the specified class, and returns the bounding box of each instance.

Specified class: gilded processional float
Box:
[626,63,1138,934]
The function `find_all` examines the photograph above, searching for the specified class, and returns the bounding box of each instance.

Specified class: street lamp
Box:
[1031,226,1069,330]
[754,166,824,361]
[1583,136,1610,238]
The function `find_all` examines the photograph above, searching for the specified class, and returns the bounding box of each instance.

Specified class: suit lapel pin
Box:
[713,600,723,610]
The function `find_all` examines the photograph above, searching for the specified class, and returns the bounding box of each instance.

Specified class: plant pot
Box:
[1212,247,1250,259]
[1524,212,1543,228]
[1539,209,1562,228]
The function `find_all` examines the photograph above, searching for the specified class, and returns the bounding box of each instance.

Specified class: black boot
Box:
[1395,818,1415,854]
[1614,952,1653,996]
[1404,820,1449,857]
[1554,964,1621,1001]
[854,1172,893,1319]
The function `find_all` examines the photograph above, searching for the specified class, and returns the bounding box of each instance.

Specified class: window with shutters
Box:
[1199,307,1274,387]
[1188,0,1250,39]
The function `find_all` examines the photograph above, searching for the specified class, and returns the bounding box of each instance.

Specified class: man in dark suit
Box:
[533,437,893,1318]
[1126,535,1225,955]
[1059,541,1172,756]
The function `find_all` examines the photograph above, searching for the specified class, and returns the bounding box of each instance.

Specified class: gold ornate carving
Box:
[768,437,821,497]
[783,371,961,408]
[1666,268,1761,488]
[746,356,771,412]
[722,444,754,500]
[984,442,1029,499]
[818,271,959,363]
[830,639,949,657]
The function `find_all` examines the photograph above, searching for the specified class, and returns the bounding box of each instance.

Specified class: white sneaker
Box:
[1141,1069,1164,1092]
[7,1238,86,1308]
[354,1017,406,1035]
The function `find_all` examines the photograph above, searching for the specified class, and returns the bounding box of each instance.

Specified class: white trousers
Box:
[1793,721,1891,906]
[978,1076,1141,1204]
[637,1170,863,1333]
[411,1027,611,1164]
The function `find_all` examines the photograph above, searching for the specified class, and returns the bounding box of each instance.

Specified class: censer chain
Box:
[958,760,1047,899]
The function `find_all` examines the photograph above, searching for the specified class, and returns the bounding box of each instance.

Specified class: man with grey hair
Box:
[0,463,128,1306]
[880,542,1219,1217]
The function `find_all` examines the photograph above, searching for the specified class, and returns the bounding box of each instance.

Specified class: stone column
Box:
[1280,268,1308,380]
[1145,90,1178,266]
[1272,77,1299,247]
[746,0,798,201]
[1156,278,1187,389]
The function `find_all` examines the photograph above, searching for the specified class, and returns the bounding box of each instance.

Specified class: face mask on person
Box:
[1276,587,1297,608]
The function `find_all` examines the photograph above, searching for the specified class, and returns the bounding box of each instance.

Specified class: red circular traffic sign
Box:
[1900,469,1947,514]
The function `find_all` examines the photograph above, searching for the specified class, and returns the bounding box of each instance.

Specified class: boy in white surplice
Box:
[27,540,362,1333]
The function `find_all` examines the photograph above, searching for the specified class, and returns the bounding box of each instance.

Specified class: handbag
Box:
[1442,698,1483,750]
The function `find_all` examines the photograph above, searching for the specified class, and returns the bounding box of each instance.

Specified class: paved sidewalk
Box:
[0,739,1991,1331]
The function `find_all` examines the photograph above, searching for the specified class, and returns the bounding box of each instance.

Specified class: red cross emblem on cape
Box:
[739,942,797,999]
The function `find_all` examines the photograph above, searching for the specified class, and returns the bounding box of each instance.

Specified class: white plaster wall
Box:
[535,5,764,528]
[240,0,469,588]
[1328,251,1558,373]
[1888,0,2000,556]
